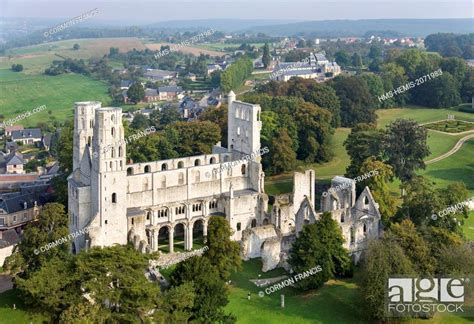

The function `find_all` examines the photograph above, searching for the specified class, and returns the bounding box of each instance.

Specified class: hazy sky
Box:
[1,0,472,23]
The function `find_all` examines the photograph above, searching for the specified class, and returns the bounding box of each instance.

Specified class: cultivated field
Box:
[145,42,224,57]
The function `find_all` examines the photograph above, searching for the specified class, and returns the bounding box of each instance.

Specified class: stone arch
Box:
[194,159,201,166]
[241,164,246,175]
[118,146,123,157]
[192,219,205,246]
[173,223,186,252]
[251,219,257,228]
[210,157,216,164]
[161,163,168,171]
[178,161,184,168]
[363,195,369,206]
[263,218,270,225]
[127,167,134,176]
[144,165,151,173]
[158,226,170,253]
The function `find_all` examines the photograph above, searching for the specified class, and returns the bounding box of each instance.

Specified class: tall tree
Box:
[270,129,297,174]
[384,119,430,182]
[171,256,235,323]
[331,76,377,127]
[127,82,145,104]
[203,216,241,281]
[262,43,271,68]
[288,212,350,290]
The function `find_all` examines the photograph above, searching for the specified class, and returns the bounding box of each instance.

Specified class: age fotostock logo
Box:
[387,277,471,317]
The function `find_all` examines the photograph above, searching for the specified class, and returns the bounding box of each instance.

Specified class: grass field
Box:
[376,106,474,127]
[425,120,474,133]
[226,259,473,324]
[0,289,49,323]
[0,69,110,127]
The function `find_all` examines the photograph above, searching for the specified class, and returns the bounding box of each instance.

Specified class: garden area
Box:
[424,120,474,133]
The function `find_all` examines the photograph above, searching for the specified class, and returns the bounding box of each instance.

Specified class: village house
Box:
[144,69,177,82]
[4,125,24,137]
[5,152,25,174]
[11,128,42,145]
[158,86,183,101]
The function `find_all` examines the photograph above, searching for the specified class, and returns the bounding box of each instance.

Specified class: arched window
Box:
[111,148,115,158]
[112,193,117,203]
[237,127,241,136]
[178,173,184,185]
[363,223,367,235]
[146,211,151,220]
[111,127,115,136]
[364,196,369,205]
[241,164,246,175]
[109,161,113,169]
[127,167,133,175]
[144,165,151,173]
[87,136,91,146]
[340,212,345,223]
[178,161,184,168]
[210,157,216,164]
[118,146,123,157]
[251,219,257,228]
[235,108,239,118]
[194,159,201,166]
[350,227,355,244]
[161,163,168,171]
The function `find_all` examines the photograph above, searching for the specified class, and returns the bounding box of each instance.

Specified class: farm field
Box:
[145,42,224,57]
[376,106,474,127]
[0,69,110,127]
[1,37,146,74]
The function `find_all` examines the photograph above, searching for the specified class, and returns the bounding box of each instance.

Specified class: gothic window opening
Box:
[145,165,151,173]
[210,157,216,164]
[241,164,246,175]
[194,159,201,166]
[178,161,184,168]
[112,193,117,203]
[350,227,355,244]
[111,127,115,136]
[237,222,241,231]
[161,163,167,171]
[251,219,257,228]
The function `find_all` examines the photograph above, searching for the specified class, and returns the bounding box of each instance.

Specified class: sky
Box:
[0,0,472,23]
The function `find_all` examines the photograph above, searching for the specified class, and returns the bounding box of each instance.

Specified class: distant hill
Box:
[240,19,474,38]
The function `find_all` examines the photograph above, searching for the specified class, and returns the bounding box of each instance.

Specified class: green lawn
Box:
[426,130,464,160]
[420,139,474,196]
[377,106,474,128]
[226,259,367,324]
[0,289,49,323]
[226,259,473,323]
[0,69,110,127]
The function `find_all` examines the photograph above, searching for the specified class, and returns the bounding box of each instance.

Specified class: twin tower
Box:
[68,92,265,253]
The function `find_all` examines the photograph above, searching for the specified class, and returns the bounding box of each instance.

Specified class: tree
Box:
[8,203,70,275]
[262,43,271,68]
[73,43,80,50]
[412,72,462,108]
[351,53,363,68]
[203,216,241,281]
[127,82,145,104]
[384,119,430,182]
[331,76,376,127]
[344,123,384,179]
[167,121,220,156]
[360,74,386,108]
[198,104,228,147]
[11,64,23,72]
[388,220,436,275]
[288,213,350,290]
[359,157,397,224]
[294,102,333,163]
[334,51,350,68]
[130,114,150,129]
[270,129,296,174]
[361,238,416,320]
[171,256,235,323]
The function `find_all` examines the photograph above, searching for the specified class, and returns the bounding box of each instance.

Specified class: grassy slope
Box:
[0,69,110,127]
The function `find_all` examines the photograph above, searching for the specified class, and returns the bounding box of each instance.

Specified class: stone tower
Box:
[227,91,262,157]
[89,107,128,247]
[73,101,101,171]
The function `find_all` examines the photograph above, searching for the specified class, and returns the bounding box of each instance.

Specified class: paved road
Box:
[426,133,474,165]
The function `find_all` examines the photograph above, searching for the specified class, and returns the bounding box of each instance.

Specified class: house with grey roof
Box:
[5,152,24,174]
[11,128,42,145]
[144,69,177,81]
[158,86,183,101]
[0,228,20,267]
